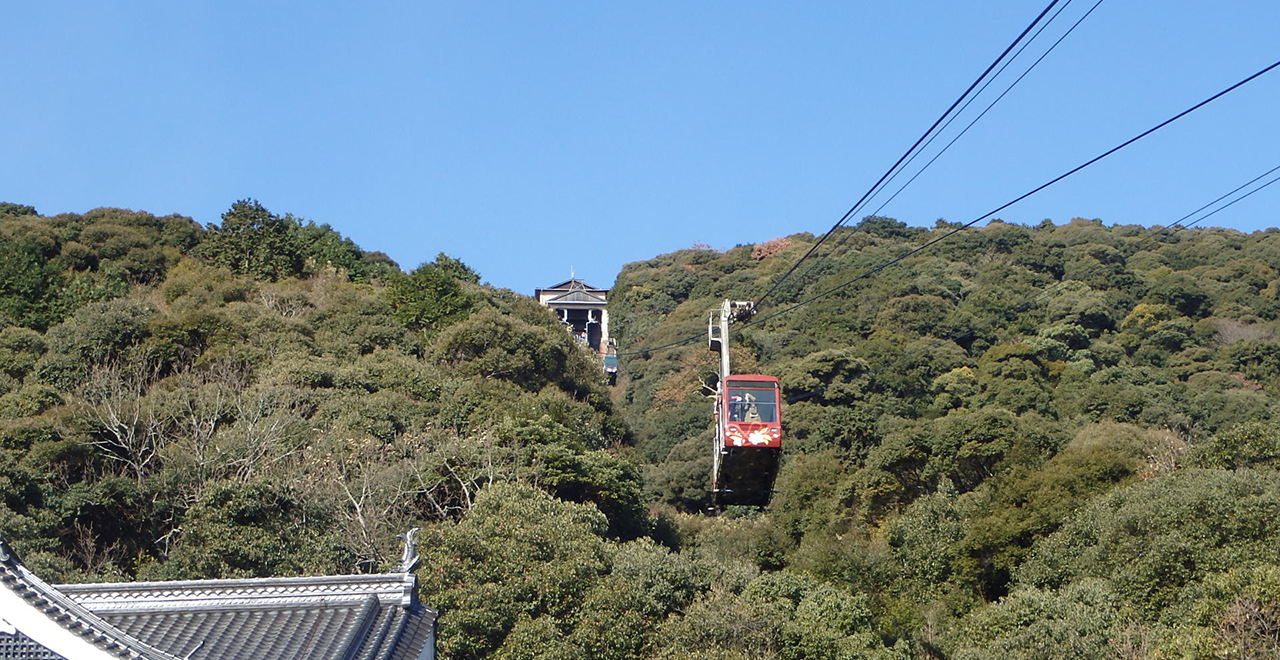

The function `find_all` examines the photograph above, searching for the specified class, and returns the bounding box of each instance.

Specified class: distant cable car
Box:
[603,340,619,386]
[708,300,782,508]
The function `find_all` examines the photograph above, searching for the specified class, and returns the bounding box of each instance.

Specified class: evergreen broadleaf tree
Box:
[195,199,304,281]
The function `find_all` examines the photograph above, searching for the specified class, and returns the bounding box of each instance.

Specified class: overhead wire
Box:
[620,55,1279,357]
[959,162,1280,341]
[615,0,1070,358]
[615,57,1280,358]
[779,164,1280,403]
[1124,163,1280,255]
[864,0,1106,222]
[785,0,1104,292]
[619,57,1280,356]
[750,0,1068,310]
[870,1,1079,194]
[742,58,1280,330]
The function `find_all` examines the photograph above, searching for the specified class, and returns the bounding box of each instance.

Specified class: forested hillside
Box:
[611,217,1280,659]
[2,202,1279,659]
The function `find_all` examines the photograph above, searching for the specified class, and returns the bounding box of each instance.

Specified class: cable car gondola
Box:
[603,340,619,386]
[709,300,782,508]
[713,374,782,507]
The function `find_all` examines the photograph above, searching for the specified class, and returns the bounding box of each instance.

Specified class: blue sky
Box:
[3,1,1278,293]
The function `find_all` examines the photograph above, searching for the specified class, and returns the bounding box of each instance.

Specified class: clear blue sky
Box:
[4,2,1278,293]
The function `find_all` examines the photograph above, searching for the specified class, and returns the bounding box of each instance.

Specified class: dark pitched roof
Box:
[0,536,437,660]
[0,630,73,660]
[536,278,609,298]
[0,537,180,660]
[542,278,599,291]
[61,574,437,660]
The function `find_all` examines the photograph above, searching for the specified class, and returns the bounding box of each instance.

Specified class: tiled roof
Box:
[58,574,417,610]
[64,574,436,660]
[0,629,69,660]
[0,536,436,660]
[0,536,179,660]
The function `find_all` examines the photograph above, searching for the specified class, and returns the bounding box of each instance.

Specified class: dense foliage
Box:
[2,202,1279,658]
[611,217,1280,658]
[0,201,632,579]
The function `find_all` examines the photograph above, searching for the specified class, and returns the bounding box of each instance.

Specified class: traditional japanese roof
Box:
[0,535,437,660]
[0,535,179,660]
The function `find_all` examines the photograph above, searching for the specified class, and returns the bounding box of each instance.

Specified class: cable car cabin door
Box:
[713,376,782,508]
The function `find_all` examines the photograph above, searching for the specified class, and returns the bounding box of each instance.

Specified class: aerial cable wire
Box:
[813,0,1078,242]
[1168,169,1280,230]
[620,152,1280,359]
[852,0,1086,222]
[864,0,1106,221]
[751,0,1066,310]
[790,0,1103,288]
[959,162,1280,341]
[615,331,702,357]
[617,0,1067,358]
[618,61,1280,357]
[1125,163,1280,255]
[742,58,1280,330]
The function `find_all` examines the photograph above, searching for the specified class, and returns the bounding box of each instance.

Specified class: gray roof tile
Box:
[0,630,66,660]
[1,536,436,660]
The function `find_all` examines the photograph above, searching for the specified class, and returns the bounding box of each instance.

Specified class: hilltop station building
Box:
[535,278,611,355]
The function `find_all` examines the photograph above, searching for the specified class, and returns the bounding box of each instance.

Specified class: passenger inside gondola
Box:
[728,388,776,423]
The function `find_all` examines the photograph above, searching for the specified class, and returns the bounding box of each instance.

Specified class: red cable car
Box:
[708,300,782,508]
[713,374,782,507]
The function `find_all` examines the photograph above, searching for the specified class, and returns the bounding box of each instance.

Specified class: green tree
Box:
[532,446,648,539]
[290,218,367,275]
[0,202,37,217]
[975,343,1052,414]
[432,308,595,394]
[144,480,350,579]
[561,539,702,660]
[961,422,1148,599]
[0,327,46,380]
[650,587,785,660]
[195,199,304,281]
[1187,421,1280,470]
[743,571,884,660]
[433,251,481,284]
[385,261,475,333]
[35,299,155,390]
[1017,469,1280,618]
[948,580,1120,660]
[288,218,399,282]
[420,482,610,660]
[0,238,66,330]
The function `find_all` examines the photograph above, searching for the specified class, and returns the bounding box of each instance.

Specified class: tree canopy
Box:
[2,204,1280,658]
